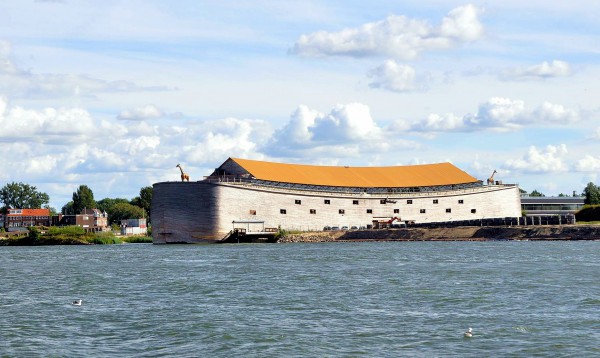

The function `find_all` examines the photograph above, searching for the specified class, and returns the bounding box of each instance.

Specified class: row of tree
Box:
[520,184,600,204]
[0,182,153,225]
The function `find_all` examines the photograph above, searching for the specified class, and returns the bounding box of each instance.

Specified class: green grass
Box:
[122,236,153,243]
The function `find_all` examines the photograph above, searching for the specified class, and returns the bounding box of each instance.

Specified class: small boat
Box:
[72,299,82,306]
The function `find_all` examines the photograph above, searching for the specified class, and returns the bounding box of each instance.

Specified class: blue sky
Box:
[1,1,599,210]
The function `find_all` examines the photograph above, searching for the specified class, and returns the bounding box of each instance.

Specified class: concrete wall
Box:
[152,181,522,243]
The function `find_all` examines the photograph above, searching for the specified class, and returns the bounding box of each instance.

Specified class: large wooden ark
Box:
[151,158,522,243]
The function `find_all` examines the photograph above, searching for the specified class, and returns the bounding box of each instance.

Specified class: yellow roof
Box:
[229,158,478,188]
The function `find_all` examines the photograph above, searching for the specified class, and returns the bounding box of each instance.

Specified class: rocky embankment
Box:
[278,225,600,243]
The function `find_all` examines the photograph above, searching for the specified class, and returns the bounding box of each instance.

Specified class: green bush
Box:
[122,236,153,243]
[87,232,122,244]
[27,227,41,243]
[48,226,85,236]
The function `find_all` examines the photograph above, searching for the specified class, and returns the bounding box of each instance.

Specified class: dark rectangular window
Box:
[280,209,286,214]
[295,199,301,205]
[446,208,451,213]
[471,209,477,213]
[353,200,359,205]
[366,209,372,214]
[324,199,330,204]
[433,199,438,204]
[394,209,399,214]
[420,209,426,214]
[380,199,386,204]
[458,199,464,204]
[310,209,316,214]
[249,210,256,215]
[407,200,413,204]
[339,209,345,214]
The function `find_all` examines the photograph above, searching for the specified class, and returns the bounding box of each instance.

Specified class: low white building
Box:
[120,218,147,236]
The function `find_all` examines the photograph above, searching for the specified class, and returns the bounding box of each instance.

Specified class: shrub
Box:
[122,236,153,243]
[87,232,122,244]
[49,226,85,236]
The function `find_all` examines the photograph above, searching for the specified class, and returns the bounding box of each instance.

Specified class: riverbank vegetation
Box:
[0,226,152,246]
[575,205,600,223]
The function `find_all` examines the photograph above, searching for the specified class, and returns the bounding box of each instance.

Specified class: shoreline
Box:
[278,225,600,243]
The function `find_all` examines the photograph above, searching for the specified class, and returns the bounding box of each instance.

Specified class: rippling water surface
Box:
[1,242,599,357]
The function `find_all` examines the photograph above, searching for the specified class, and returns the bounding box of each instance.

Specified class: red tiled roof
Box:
[7,208,50,216]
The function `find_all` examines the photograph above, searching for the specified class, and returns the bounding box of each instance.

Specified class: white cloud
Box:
[575,155,600,172]
[367,61,430,92]
[117,104,180,120]
[122,136,161,156]
[504,144,569,173]
[501,60,571,80]
[266,103,418,158]
[183,118,270,165]
[311,103,381,142]
[408,97,579,133]
[291,4,483,60]
[0,41,170,99]
[588,127,600,140]
[0,96,96,141]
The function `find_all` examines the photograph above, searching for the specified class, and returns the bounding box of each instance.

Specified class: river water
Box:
[1,242,598,357]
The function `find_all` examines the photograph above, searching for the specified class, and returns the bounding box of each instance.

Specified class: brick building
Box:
[52,208,109,232]
[4,208,51,232]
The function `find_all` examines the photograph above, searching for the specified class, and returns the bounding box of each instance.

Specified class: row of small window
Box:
[294,199,465,205]
[279,208,478,214]
[8,217,49,220]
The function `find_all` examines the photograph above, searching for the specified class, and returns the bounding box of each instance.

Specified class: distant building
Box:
[521,196,584,216]
[4,208,51,232]
[52,208,109,232]
[120,218,147,236]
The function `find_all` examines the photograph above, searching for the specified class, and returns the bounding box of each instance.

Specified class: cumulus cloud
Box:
[501,60,571,80]
[0,96,96,142]
[266,103,418,158]
[504,144,569,173]
[407,97,579,133]
[367,61,430,92]
[575,155,600,172]
[182,118,271,165]
[117,104,182,120]
[291,4,483,60]
[272,103,380,147]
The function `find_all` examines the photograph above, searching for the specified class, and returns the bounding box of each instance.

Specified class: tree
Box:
[97,198,130,214]
[583,182,600,205]
[0,182,50,209]
[72,185,96,214]
[131,186,152,220]
[107,202,146,225]
[529,190,545,197]
[62,201,75,215]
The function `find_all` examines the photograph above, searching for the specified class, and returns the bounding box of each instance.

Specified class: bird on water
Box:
[72,299,82,306]
[464,328,473,338]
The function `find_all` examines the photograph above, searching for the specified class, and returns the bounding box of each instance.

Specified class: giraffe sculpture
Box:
[176,164,190,182]
[487,170,497,185]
